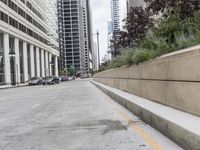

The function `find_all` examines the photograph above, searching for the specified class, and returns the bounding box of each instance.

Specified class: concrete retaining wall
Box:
[92,81,200,150]
[93,46,200,116]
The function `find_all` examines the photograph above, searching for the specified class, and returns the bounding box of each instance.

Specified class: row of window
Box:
[58,1,77,5]
[1,0,44,22]
[0,0,47,34]
[26,1,45,22]
[0,11,49,45]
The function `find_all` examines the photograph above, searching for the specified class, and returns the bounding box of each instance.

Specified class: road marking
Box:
[32,104,40,109]
[96,90,165,150]
[118,110,165,150]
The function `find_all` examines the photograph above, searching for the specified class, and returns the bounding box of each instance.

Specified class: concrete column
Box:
[30,45,35,77]
[45,51,49,76]
[23,42,28,82]
[41,49,45,77]
[49,53,52,76]
[36,47,40,77]
[3,34,11,84]
[54,56,58,76]
[14,38,21,84]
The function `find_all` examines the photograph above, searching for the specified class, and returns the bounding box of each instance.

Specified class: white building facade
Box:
[0,0,59,85]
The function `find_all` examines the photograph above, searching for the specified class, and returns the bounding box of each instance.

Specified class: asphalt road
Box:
[0,79,183,150]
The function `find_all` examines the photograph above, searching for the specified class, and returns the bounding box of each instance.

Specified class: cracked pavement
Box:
[0,79,183,150]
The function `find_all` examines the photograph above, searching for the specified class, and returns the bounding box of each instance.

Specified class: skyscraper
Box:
[58,0,93,76]
[127,0,145,10]
[111,0,120,33]
[86,0,93,74]
[0,0,59,85]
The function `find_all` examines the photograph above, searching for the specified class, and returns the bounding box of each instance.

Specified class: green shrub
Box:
[132,50,156,64]
[101,7,200,71]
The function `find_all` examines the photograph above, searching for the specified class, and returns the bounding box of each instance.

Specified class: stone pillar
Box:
[54,56,58,76]
[49,53,52,76]
[30,45,35,77]
[23,41,28,82]
[41,49,45,77]
[14,38,21,84]
[36,47,40,77]
[3,34,11,84]
[45,51,49,76]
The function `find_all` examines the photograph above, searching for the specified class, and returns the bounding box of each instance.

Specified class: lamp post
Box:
[96,30,100,70]
[9,51,16,86]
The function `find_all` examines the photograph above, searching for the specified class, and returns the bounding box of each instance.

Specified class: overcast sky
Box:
[90,0,127,62]
[90,0,111,62]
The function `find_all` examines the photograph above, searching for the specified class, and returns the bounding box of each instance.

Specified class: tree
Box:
[99,54,110,71]
[59,69,66,76]
[125,6,153,47]
[109,31,131,58]
[67,67,76,76]
[145,0,200,18]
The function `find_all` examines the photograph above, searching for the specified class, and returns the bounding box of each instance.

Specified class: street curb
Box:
[0,84,28,90]
[91,81,200,150]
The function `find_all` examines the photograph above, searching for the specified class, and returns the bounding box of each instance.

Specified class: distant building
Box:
[92,42,98,71]
[58,0,93,76]
[127,0,145,11]
[0,0,59,85]
[85,0,93,74]
[108,20,113,34]
[111,0,120,33]
[107,20,113,60]
[120,0,128,30]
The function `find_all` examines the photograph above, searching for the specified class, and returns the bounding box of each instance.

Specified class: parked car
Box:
[42,76,59,85]
[68,76,75,80]
[59,76,63,82]
[28,77,43,86]
[81,74,88,79]
[62,76,68,81]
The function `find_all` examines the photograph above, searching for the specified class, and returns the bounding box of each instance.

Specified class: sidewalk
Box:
[92,80,200,150]
[0,83,28,90]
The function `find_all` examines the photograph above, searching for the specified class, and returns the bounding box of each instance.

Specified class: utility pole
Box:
[97,30,100,70]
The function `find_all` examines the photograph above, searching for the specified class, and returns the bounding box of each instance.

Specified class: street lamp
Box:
[96,30,100,70]
[9,51,16,86]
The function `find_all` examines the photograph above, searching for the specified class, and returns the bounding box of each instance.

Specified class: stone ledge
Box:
[92,80,200,150]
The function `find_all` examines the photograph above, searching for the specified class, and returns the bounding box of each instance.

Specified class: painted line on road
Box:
[32,104,40,109]
[118,110,165,150]
[96,90,165,150]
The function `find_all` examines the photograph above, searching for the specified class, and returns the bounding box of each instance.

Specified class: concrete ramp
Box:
[92,81,200,150]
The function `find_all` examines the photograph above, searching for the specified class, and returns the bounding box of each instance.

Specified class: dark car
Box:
[61,76,68,81]
[42,76,59,85]
[28,77,43,86]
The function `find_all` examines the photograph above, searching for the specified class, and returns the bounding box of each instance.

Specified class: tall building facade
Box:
[86,0,93,74]
[109,0,120,58]
[92,42,98,71]
[58,0,93,76]
[127,0,145,10]
[0,0,59,85]
[111,0,120,33]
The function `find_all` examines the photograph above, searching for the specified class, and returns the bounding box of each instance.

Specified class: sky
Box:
[90,0,127,62]
[90,0,111,62]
